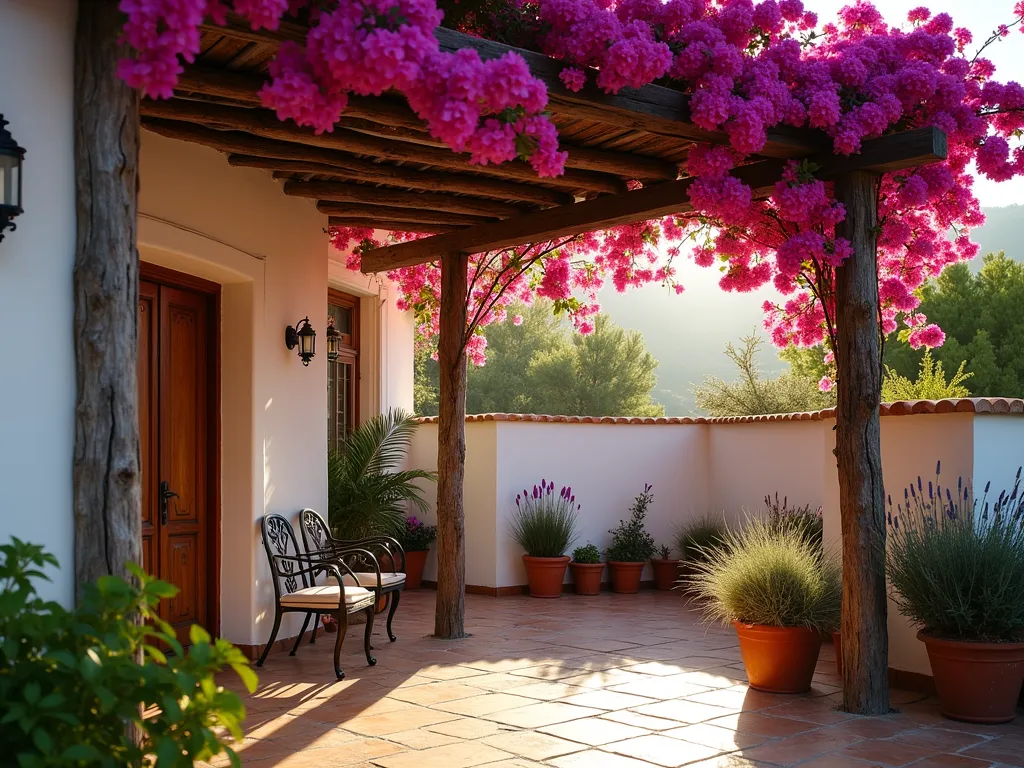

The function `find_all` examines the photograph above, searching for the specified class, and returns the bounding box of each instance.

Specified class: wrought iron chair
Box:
[257,513,380,679]
[299,508,406,643]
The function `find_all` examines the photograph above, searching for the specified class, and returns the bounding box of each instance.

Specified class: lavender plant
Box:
[887,463,1024,643]
[510,480,580,558]
[764,493,824,550]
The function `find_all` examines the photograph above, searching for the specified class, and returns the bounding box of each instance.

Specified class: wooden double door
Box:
[138,267,218,643]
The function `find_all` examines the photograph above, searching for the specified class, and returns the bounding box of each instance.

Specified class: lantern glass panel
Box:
[0,153,19,210]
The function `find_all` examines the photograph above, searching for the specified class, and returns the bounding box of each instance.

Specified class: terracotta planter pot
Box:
[321,615,338,633]
[522,555,570,598]
[832,631,843,678]
[919,631,1024,723]
[403,549,428,590]
[651,559,681,591]
[609,561,646,594]
[569,562,604,595]
[733,621,823,694]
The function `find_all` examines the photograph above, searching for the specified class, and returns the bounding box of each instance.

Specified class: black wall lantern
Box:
[0,115,25,243]
[326,316,341,362]
[285,317,316,366]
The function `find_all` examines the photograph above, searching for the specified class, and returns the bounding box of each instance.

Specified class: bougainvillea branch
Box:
[119,0,1024,376]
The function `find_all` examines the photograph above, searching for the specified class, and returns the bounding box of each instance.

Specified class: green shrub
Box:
[511,480,579,557]
[887,465,1024,643]
[656,544,673,560]
[0,538,256,767]
[606,484,657,563]
[764,493,824,550]
[690,516,841,632]
[572,544,602,564]
[676,514,727,563]
[399,516,437,551]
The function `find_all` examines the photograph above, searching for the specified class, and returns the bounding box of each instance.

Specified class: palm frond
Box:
[341,409,421,478]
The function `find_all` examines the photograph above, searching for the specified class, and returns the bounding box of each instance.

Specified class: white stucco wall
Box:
[0,0,77,604]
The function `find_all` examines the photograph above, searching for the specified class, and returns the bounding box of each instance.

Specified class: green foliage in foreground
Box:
[571,543,602,564]
[690,517,841,632]
[882,350,972,402]
[0,539,256,768]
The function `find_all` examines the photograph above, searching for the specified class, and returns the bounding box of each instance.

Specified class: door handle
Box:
[159,481,179,525]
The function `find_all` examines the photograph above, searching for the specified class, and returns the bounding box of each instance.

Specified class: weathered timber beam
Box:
[175,66,679,180]
[287,180,525,217]
[360,126,947,272]
[318,202,494,226]
[327,216,457,234]
[141,98,625,193]
[199,19,825,157]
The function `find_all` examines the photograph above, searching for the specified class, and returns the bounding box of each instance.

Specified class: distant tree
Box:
[778,344,830,382]
[528,314,664,417]
[881,350,972,402]
[694,333,835,417]
[413,345,440,416]
[883,253,1024,398]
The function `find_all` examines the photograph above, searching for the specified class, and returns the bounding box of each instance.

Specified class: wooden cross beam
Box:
[360,126,947,273]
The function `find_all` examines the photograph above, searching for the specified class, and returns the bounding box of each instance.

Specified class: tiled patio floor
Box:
[217,591,1024,768]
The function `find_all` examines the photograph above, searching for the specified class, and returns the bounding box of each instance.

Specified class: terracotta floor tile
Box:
[342,707,459,737]
[559,690,657,711]
[508,681,590,700]
[379,728,461,749]
[634,700,738,725]
[387,681,485,706]
[837,738,939,766]
[609,676,713,700]
[558,637,643,653]
[675,672,747,690]
[825,717,919,740]
[795,755,878,768]
[540,717,651,746]
[484,702,605,728]
[894,727,991,752]
[962,738,1024,765]
[480,730,585,760]
[548,749,666,768]
[705,712,818,738]
[560,669,653,689]
[626,662,693,677]
[424,717,512,739]
[909,756,997,768]
[602,710,687,732]
[435,693,538,716]
[683,756,776,768]
[663,723,766,751]
[739,728,864,765]
[414,665,489,682]
[605,733,722,767]
[370,741,513,768]
[685,687,780,712]
[509,665,589,681]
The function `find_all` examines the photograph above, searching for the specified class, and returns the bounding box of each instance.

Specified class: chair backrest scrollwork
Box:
[299,508,332,556]
[261,514,307,597]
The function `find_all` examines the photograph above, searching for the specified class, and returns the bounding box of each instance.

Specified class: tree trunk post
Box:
[434,252,469,639]
[73,0,142,598]
[833,170,889,715]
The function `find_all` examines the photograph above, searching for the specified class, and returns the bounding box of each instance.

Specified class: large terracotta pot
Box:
[403,549,428,590]
[919,631,1024,723]
[522,555,570,598]
[609,561,646,594]
[569,562,604,595]
[733,621,823,693]
[832,631,843,678]
[651,558,681,591]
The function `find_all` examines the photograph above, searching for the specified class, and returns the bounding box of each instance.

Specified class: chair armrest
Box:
[330,536,406,572]
[319,547,384,595]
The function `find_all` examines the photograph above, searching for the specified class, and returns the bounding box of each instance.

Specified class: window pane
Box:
[328,303,352,335]
[328,358,354,453]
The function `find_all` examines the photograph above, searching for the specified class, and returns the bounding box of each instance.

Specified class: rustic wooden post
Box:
[833,170,889,715]
[434,252,469,638]
[73,0,142,597]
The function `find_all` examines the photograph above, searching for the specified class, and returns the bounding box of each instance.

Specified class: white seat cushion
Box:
[280,585,375,611]
[342,572,406,589]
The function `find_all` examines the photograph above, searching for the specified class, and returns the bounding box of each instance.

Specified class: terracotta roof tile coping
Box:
[413,397,1024,425]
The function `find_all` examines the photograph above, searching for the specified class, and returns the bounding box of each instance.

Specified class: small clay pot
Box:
[608,561,646,594]
[403,549,428,590]
[522,555,570,598]
[321,615,338,633]
[919,631,1024,723]
[733,621,823,694]
[650,558,681,591]
[569,562,604,595]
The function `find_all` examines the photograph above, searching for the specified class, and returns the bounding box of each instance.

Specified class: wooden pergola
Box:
[75,1,946,718]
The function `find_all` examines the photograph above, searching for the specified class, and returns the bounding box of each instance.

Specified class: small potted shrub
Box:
[399,516,437,590]
[511,480,580,598]
[606,484,657,594]
[691,516,841,693]
[675,513,727,591]
[651,545,680,591]
[888,464,1024,723]
[570,544,604,595]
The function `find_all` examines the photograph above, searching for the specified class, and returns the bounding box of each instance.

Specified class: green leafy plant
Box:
[764,493,824,550]
[329,409,437,540]
[887,464,1024,643]
[882,349,973,402]
[572,543,602,564]
[657,544,673,560]
[510,480,580,557]
[400,516,437,552]
[0,538,256,767]
[676,514,728,563]
[690,516,841,632]
[606,484,657,563]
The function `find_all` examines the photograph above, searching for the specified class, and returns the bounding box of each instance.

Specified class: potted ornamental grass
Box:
[887,464,1024,724]
[606,484,657,594]
[399,516,437,590]
[511,480,580,598]
[570,543,604,595]
[675,513,727,592]
[691,515,841,693]
[651,545,681,591]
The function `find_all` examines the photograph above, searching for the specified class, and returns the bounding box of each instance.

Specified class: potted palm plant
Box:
[888,464,1024,723]
[510,480,579,598]
[606,484,657,594]
[650,545,680,591]
[691,516,841,693]
[569,543,604,595]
